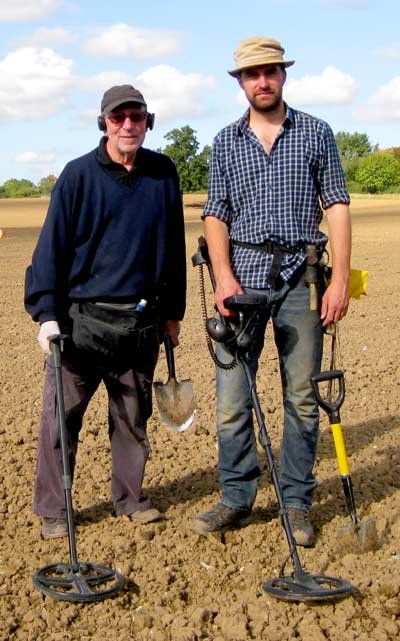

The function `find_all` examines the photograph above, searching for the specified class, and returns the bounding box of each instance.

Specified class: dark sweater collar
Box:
[97,136,142,186]
[97,136,144,168]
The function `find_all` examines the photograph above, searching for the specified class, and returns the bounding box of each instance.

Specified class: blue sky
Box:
[0,0,399,184]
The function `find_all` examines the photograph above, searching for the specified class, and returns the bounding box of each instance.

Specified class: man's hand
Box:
[204,216,243,317]
[215,276,244,317]
[164,320,180,347]
[38,320,60,354]
[320,280,349,327]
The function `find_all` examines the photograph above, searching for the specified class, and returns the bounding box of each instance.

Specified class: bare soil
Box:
[0,195,399,641]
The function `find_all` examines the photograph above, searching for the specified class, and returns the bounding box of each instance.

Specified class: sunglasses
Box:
[106,112,147,125]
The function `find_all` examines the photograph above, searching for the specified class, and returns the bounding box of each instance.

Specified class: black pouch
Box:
[71,302,159,368]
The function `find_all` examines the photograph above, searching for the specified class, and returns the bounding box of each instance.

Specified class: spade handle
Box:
[311,369,345,423]
[164,335,176,379]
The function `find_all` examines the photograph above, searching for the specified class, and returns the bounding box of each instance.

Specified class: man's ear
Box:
[237,75,243,90]
[282,68,287,86]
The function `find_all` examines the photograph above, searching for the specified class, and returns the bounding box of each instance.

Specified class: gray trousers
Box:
[34,340,159,518]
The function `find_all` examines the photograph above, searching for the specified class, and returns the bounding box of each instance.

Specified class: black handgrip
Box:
[164,335,176,380]
[311,369,345,416]
[223,294,268,311]
[49,333,68,342]
[49,334,68,366]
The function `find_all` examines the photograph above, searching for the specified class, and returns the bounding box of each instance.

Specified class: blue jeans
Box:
[216,271,323,511]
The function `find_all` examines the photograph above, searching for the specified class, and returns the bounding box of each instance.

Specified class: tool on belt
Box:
[231,238,306,287]
[231,238,328,311]
[304,244,319,310]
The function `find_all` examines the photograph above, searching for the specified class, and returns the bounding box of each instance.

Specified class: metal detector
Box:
[33,335,124,602]
[192,238,353,603]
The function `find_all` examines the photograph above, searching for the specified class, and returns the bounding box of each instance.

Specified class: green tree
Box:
[2,178,38,198]
[335,131,376,160]
[189,144,211,192]
[341,156,360,183]
[162,126,210,192]
[355,153,400,193]
[38,174,58,195]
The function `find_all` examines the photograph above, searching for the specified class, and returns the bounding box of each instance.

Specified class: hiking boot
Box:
[286,507,315,547]
[123,508,166,525]
[41,517,68,540]
[191,502,252,536]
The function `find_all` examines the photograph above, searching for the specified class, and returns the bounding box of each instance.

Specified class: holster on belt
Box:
[231,239,301,287]
[231,239,327,307]
[304,245,319,310]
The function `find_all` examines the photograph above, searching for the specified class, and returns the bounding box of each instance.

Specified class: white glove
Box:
[38,320,61,355]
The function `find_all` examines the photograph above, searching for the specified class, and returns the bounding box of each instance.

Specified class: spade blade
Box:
[154,336,196,432]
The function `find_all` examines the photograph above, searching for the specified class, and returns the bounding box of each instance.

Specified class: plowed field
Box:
[0,195,399,641]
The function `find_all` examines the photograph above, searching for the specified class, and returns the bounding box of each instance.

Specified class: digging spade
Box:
[311,369,378,553]
[154,335,196,432]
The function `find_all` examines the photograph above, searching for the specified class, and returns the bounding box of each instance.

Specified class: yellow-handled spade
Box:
[311,369,377,553]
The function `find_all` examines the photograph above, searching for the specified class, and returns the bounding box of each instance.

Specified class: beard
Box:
[247,92,283,114]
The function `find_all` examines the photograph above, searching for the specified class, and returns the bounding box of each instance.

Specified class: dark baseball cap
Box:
[101,85,147,114]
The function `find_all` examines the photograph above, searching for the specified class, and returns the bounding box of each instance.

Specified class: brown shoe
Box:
[41,517,68,540]
[123,508,166,525]
[286,507,315,547]
[191,502,252,536]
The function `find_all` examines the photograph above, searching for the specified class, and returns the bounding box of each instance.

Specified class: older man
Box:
[25,85,186,539]
[191,37,351,546]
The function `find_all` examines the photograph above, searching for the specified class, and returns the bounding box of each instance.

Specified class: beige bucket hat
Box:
[228,36,295,77]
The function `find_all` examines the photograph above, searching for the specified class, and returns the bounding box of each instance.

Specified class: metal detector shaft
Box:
[240,358,306,579]
[50,335,79,569]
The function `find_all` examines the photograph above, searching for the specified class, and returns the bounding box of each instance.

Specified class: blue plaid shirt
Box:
[203,105,349,288]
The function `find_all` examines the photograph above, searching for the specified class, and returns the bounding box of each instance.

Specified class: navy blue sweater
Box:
[25,146,186,323]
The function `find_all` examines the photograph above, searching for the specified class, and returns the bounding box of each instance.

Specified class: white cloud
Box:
[16,151,56,164]
[74,109,99,130]
[0,0,61,22]
[77,71,133,94]
[236,89,248,107]
[22,27,75,47]
[82,23,180,59]
[74,66,215,128]
[355,76,400,121]
[284,66,357,106]
[136,65,215,121]
[0,48,74,121]
[14,150,59,183]
[235,66,357,108]
[373,46,400,59]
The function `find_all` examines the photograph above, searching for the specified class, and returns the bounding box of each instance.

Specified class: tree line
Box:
[335,132,400,193]
[1,128,399,198]
[0,175,57,198]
